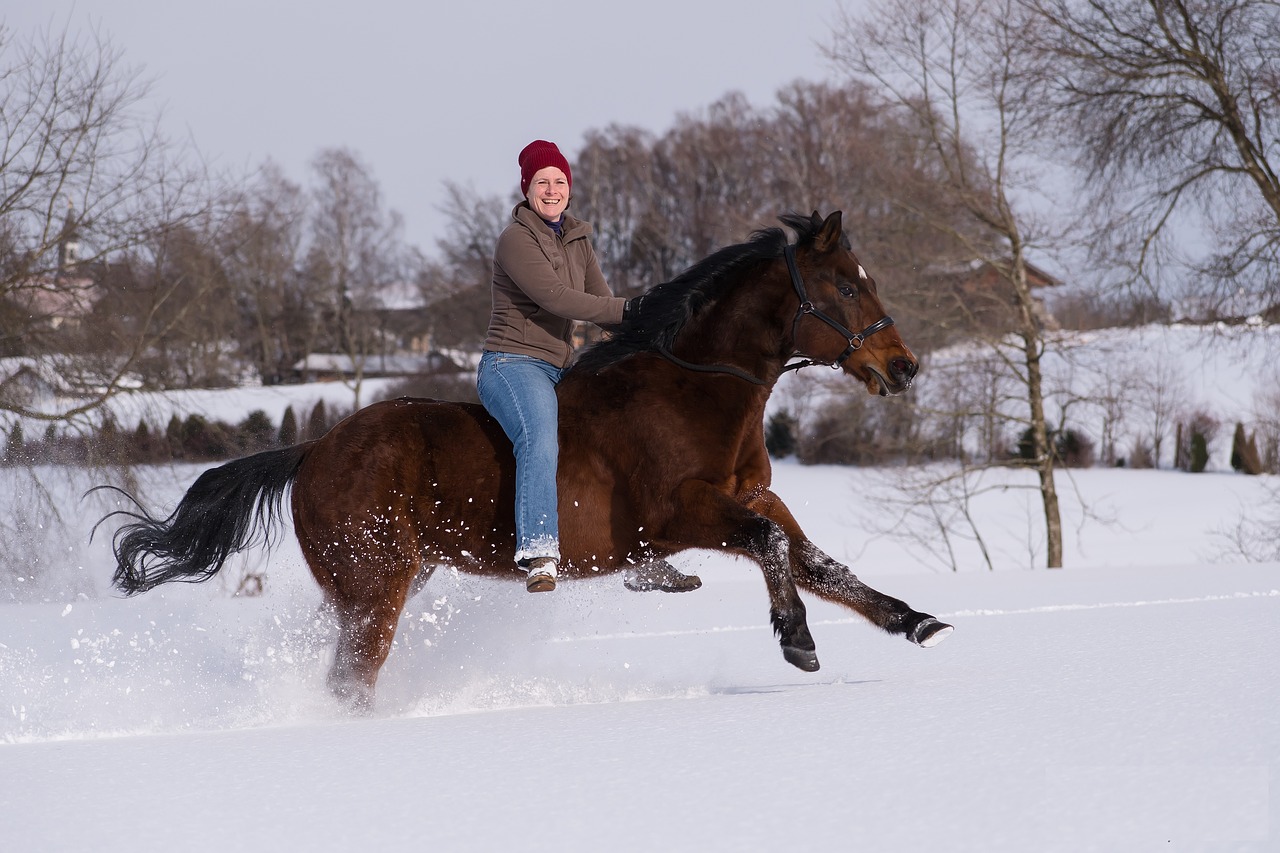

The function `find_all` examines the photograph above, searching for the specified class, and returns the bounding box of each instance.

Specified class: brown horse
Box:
[104,210,952,711]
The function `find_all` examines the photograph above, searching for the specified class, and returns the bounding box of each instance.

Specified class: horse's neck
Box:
[674,280,792,384]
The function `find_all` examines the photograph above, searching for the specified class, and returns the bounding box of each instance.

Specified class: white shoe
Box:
[525,557,558,593]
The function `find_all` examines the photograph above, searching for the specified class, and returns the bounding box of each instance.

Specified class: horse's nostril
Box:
[891,357,917,380]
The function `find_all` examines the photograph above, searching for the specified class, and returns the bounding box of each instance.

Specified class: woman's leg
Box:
[476,351,563,565]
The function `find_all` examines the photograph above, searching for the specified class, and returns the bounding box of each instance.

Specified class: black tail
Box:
[103,444,311,596]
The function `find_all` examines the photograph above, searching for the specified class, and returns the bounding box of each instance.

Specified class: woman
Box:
[477,140,629,593]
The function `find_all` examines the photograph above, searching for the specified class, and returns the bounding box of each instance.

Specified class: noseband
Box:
[656,242,897,385]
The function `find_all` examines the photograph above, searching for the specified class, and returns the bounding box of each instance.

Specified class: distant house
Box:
[933,256,1063,331]
[291,351,463,383]
[363,279,440,355]
[0,356,86,413]
[9,206,99,337]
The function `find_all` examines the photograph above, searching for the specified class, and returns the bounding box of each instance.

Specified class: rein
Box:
[656,344,770,386]
[654,242,897,385]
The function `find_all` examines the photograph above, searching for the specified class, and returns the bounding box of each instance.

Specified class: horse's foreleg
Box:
[747,489,952,648]
[661,481,818,671]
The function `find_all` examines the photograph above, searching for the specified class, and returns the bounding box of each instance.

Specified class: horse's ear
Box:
[814,210,844,253]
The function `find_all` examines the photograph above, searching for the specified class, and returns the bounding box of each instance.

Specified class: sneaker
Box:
[525,557,558,593]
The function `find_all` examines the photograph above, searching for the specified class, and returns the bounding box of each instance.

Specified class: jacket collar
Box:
[511,202,592,242]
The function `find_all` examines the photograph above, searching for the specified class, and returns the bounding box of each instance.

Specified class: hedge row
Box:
[2,401,348,467]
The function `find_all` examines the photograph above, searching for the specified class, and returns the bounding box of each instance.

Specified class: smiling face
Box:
[526,166,570,222]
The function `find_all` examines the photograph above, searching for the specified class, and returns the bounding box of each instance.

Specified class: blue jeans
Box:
[477,351,564,564]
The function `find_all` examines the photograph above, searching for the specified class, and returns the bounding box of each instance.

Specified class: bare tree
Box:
[575,79,987,349]
[222,162,313,385]
[1135,353,1190,467]
[827,0,1075,567]
[306,148,406,409]
[413,181,508,351]
[0,19,212,421]
[1022,0,1280,313]
[574,124,663,297]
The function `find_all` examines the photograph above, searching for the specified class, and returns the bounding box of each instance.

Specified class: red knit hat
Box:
[519,140,572,196]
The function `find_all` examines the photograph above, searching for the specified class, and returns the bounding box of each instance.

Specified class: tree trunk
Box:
[1013,249,1064,568]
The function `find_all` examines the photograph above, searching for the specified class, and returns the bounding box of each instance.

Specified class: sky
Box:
[6,0,860,254]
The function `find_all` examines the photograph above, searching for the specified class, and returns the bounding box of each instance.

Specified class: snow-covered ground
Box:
[2,323,1278,849]
[2,457,1277,850]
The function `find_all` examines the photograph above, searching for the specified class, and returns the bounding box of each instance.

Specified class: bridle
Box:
[780,243,896,374]
[656,242,897,386]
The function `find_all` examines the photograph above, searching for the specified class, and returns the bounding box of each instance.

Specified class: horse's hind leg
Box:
[327,590,411,713]
[408,563,438,600]
[794,539,953,647]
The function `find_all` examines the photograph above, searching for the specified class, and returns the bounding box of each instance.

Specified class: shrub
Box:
[90,415,128,465]
[1056,429,1096,468]
[166,414,184,458]
[3,422,23,465]
[179,414,235,460]
[796,396,919,466]
[1176,410,1219,473]
[1015,425,1094,467]
[237,410,275,454]
[278,405,298,447]
[129,420,163,463]
[306,400,328,441]
[1230,422,1264,475]
[1128,437,1155,469]
[765,411,798,458]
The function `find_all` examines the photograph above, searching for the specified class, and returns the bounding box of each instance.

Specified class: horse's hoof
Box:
[783,645,821,672]
[623,562,702,593]
[911,617,954,648]
[327,677,375,716]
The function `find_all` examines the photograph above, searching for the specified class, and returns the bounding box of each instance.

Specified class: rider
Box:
[477,140,628,592]
[478,140,701,595]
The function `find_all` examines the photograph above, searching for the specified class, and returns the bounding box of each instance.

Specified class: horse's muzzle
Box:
[868,356,918,396]
[890,356,918,388]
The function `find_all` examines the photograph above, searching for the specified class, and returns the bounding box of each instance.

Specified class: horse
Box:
[102,210,953,711]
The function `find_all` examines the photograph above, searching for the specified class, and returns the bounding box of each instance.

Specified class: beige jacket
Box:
[484,203,626,368]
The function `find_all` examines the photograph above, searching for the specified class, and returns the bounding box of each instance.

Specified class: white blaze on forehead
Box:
[857,264,868,281]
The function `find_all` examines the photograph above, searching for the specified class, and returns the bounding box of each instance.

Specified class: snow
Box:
[99,377,402,432]
[2,457,1277,850]
[2,322,1279,849]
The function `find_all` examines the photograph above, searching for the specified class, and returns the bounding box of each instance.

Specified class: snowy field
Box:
[2,323,1278,849]
[2,457,1277,851]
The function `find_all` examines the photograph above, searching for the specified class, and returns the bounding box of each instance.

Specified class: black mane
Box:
[571,213,824,375]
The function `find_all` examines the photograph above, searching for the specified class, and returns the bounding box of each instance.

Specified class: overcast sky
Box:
[8,1,863,255]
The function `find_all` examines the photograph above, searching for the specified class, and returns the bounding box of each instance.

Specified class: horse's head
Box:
[784,210,918,396]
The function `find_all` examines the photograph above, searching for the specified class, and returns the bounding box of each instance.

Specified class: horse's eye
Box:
[836,281,858,298]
